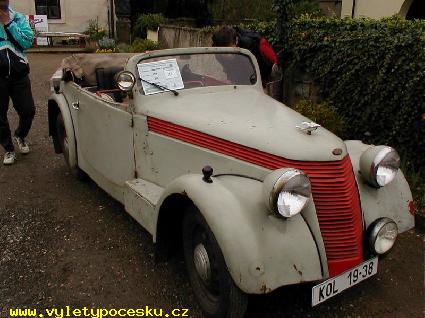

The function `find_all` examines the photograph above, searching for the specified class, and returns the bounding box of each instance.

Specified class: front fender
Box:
[48,93,78,171]
[155,174,323,294]
[345,140,415,233]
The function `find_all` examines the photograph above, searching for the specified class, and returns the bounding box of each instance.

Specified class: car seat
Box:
[95,67,124,102]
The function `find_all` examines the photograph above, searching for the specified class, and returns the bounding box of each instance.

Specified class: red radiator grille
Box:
[148,117,364,277]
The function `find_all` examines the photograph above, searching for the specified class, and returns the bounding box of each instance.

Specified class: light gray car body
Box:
[48,47,415,294]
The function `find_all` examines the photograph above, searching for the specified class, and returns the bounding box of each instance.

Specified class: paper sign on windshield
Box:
[137,59,184,95]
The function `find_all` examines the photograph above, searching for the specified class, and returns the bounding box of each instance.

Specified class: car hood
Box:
[142,88,347,162]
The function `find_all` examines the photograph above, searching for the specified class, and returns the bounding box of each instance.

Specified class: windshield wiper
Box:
[140,78,179,96]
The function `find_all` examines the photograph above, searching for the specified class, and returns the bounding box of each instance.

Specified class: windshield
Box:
[137,53,257,95]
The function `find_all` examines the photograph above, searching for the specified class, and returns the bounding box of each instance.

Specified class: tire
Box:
[182,206,248,318]
[56,113,86,180]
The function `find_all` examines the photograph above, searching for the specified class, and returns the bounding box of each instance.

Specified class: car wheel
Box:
[56,113,86,180]
[182,206,248,318]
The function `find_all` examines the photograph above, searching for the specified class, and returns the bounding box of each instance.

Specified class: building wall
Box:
[10,0,110,33]
[340,0,412,18]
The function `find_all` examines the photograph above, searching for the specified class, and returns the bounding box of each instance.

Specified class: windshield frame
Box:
[131,47,262,96]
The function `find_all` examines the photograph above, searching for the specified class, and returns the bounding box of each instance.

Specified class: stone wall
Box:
[158,25,213,49]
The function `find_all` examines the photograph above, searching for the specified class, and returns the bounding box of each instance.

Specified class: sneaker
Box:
[14,136,30,154]
[3,152,16,165]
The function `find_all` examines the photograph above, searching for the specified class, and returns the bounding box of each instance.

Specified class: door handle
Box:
[72,101,80,110]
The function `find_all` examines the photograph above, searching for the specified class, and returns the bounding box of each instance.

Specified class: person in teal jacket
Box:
[0,0,35,165]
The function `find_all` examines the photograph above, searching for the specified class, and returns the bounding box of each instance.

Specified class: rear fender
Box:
[155,174,323,294]
[48,93,78,170]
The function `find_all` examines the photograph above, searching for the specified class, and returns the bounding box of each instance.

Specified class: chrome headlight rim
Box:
[360,146,400,188]
[115,70,136,92]
[268,168,312,218]
[371,147,400,187]
[368,217,398,255]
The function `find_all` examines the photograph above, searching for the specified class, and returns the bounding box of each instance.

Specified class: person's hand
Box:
[0,9,11,25]
[270,63,282,81]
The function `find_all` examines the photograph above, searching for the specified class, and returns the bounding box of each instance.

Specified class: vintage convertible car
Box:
[48,47,415,318]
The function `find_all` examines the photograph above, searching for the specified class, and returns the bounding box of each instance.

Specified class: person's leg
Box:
[9,75,36,140]
[0,77,14,152]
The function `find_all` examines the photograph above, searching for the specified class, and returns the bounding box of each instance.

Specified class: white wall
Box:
[10,0,110,33]
[341,0,412,18]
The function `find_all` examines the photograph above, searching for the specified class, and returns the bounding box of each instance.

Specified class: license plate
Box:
[312,257,378,306]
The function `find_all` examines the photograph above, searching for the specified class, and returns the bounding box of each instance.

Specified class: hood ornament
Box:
[296,122,321,135]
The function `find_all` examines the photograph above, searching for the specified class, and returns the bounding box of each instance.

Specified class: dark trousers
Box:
[0,75,35,152]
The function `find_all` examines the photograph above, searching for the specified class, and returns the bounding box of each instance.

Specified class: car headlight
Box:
[263,168,312,218]
[115,71,135,92]
[360,146,400,188]
[368,218,398,255]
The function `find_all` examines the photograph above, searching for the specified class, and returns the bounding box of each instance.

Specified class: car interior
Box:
[61,54,136,104]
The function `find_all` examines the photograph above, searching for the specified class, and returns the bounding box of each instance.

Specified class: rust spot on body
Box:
[408,200,415,215]
[332,148,343,155]
[260,284,271,294]
[293,264,303,277]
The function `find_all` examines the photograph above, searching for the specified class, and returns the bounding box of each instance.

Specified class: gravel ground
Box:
[0,53,424,318]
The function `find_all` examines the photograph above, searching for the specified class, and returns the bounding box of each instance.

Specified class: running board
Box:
[124,179,164,236]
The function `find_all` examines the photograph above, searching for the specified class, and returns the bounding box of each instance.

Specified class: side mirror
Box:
[115,71,135,92]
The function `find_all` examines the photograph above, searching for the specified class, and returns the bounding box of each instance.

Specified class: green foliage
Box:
[414,187,425,217]
[132,38,161,52]
[199,25,218,35]
[241,21,278,46]
[272,0,325,43]
[134,14,166,38]
[192,22,277,46]
[133,38,161,53]
[116,39,160,53]
[293,0,324,18]
[292,100,346,136]
[282,16,425,170]
[273,0,295,44]
[98,37,116,50]
[240,0,324,48]
[84,18,106,41]
[116,43,132,53]
[210,0,275,22]
[203,0,321,25]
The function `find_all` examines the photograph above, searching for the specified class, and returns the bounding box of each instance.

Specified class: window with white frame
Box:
[35,0,62,19]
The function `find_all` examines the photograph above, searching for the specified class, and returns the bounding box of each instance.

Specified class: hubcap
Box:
[193,243,211,283]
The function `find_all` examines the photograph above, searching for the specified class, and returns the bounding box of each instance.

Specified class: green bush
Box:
[116,43,132,53]
[241,21,278,46]
[116,39,160,53]
[228,1,322,46]
[281,16,425,170]
[131,38,161,53]
[208,0,320,24]
[84,18,106,41]
[292,100,346,136]
[293,0,324,18]
[209,0,275,22]
[98,37,116,50]
[134,14,166,39]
